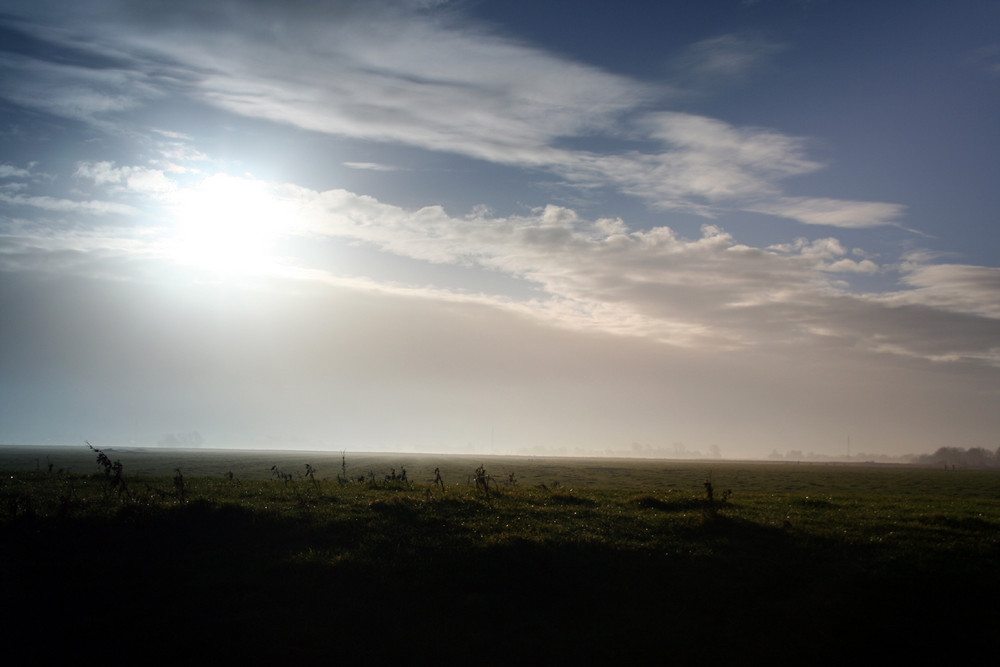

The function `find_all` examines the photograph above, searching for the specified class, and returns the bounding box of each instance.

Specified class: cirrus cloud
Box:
[0,0,905,229]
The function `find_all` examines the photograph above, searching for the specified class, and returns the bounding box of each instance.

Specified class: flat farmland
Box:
[3,445,998,663]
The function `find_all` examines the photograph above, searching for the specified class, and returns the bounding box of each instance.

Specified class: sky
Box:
[1,0,998,459]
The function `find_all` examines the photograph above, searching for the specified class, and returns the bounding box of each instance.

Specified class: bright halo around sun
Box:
[166,173,298,276]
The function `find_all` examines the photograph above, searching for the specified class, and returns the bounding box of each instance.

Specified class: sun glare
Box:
[167,173,297,276]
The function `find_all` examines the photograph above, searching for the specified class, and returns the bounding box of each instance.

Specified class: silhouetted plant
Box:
[174,468,186,504]
[433,467,445,492]
[473,465,491,497]
[373,466,411,490]
[87,442,131,502]
[337,451,349,484]
[701,480,731,521]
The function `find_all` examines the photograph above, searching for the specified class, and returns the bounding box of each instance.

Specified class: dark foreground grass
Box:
[3,454,999,663]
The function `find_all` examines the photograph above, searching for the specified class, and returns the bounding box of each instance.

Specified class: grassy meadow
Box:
[3,445,999,662]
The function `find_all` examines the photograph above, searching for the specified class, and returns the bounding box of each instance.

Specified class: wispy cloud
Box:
[0,1,903,229]
[0,164,33,179]
[0,52,162,126]
[967,44,1000,76]
[748,197,906,228]
[343,161,403,172]
[884,255,1000,319]
[562,112,820,207]
[0,191,138,216]
[668,32,786,92]
[75,161,177,195]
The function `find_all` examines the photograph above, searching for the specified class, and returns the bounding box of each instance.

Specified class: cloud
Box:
[0,164,32,179]
[768,237,878,273]
[343,161,402,172]
[883,257,1000,319]
[75,161,176,195]
[195,16,627,172]
[0,52,162,125]
[967,44,1000,76]
[151,132,210,165]
[0,1,904,229]
[278,184,997,364]
[0,191,138,216]
[152,129,194,141]
[669,33,786,92]
[551,113,823,213]
[748,197,907,228]
[9,150,994,370]
[16,155,995,368]
[826,258,879,274]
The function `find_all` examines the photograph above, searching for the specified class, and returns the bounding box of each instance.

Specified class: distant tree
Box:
[965,447,992,468]
[916,446,998,469]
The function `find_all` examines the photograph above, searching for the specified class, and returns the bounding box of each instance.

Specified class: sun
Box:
[166,173,297,276]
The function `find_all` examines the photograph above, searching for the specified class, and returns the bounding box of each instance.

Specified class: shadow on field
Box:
[4,498,996,663]
[631,493,706,511]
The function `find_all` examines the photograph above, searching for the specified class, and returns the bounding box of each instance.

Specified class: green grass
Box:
[3,447,999,662]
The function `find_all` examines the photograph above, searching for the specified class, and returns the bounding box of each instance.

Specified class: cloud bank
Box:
[9,163,998,371]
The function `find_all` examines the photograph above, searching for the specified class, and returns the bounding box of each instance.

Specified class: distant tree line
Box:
[913,446,1000,469]
[767,449,911,463]
[764,446,1000,467]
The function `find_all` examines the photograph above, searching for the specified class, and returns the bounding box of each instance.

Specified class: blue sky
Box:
[1,0,998,458]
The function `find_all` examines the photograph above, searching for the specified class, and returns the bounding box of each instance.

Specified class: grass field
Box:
[3,445,999,662]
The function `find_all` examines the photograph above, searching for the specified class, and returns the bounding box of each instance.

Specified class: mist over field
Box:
[2,2,999,459]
